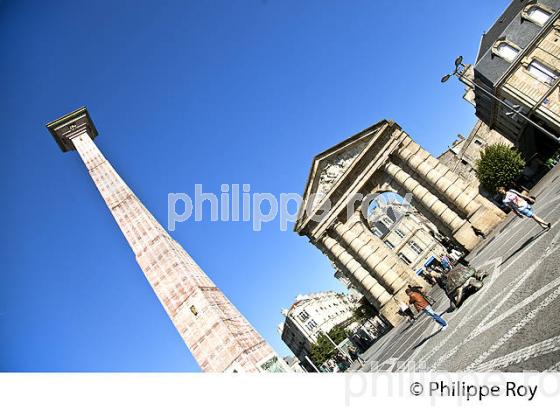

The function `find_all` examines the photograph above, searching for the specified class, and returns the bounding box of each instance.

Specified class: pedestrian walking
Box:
[448,249,462,264]
[423,266,439,285]
[398,299,415,322]
[405,288,447,330]
[327,358,336,372]
[440,253,452,272]
[406,284,436,306]
[348,345,365,365]
[497,186,551,230]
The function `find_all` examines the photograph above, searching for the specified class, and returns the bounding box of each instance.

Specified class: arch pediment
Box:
[295,120,398,233]
[312,138,369,209]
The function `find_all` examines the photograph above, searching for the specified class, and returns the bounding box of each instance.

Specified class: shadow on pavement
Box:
[500,228,548,266]
[412,329,441,349]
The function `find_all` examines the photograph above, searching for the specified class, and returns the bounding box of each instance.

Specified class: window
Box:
[524,5,552,26]
[409,240,423,255]
[398,253,413,265]
[381,216,393,228]
[494,41,519,63]
[298,310,309,321]
[372,226,383,237]
[395,229,406,239]
[527,59,558,85]
[384,240,395,250]
[474,139,482,146]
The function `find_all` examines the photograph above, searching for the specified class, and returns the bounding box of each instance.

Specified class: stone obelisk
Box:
[47,107,286,372]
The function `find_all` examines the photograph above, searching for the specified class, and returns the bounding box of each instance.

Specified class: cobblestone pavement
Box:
[355,166,560,372]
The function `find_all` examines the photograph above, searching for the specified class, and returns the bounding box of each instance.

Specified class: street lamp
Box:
[441,56,559,143]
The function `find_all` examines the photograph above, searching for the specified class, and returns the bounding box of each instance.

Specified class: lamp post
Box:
[304,355,320,373]
[441,56,559,143]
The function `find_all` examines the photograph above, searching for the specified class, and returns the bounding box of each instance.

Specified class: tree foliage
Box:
[309,325,348,366]
[310,333,336,366]
[328,325,347,345]
[352,300,377,324]
[475,143,525,192]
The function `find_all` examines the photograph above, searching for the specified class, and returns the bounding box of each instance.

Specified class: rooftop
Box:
[476,0,529,62]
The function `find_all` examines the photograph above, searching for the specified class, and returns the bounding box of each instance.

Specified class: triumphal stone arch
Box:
[295,120,505,325]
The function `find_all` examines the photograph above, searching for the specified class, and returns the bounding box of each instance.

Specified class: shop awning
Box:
[424,256,436,267]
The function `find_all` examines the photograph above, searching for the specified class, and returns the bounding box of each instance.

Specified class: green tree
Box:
[475,143,525,193]
[310,333,336,366]
[309,325,349,366]
[328,325,348,344]
[352,301,377,324]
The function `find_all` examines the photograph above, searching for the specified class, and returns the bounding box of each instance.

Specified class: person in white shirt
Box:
[449,249,462,264]
[398,299,415,322]
[496,186,551,230]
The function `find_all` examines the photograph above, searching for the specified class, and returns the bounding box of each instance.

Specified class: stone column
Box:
[395,144,479,217]
[321,234,392,309]
[321,233,405,326]
[385,162,480,251]
[333,221,424,290]
[395,139,504,234]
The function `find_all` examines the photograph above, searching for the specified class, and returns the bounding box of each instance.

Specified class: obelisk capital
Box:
[46,107,98,152]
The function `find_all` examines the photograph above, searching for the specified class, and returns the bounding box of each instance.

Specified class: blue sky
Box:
[0,0,510,371]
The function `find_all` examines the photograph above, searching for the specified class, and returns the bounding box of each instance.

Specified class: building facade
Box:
[466,0,560,157]
[367,199,448,275]
[438,120,514,190]
[283,356,306,372]
[334,270,364,299]
[46,108,287,373]
[279,291,359,370]
[294,120,505,325]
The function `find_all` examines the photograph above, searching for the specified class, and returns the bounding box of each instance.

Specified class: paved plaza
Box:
[355,166,560,372]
